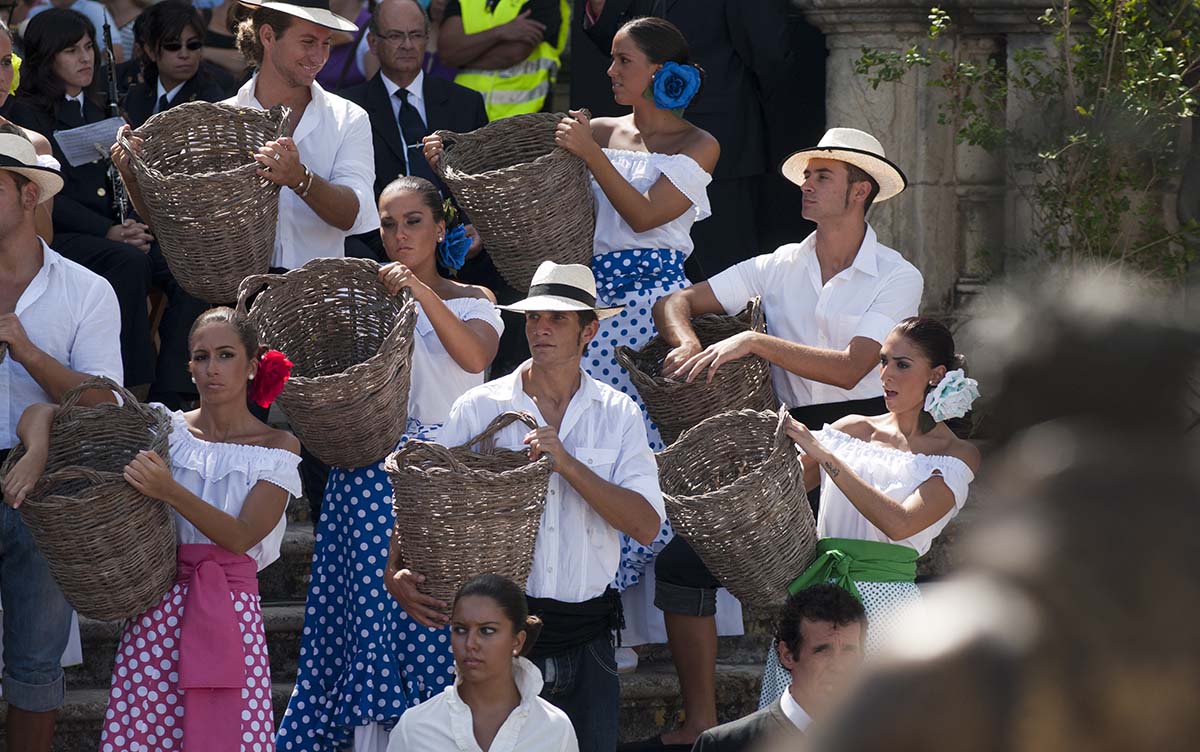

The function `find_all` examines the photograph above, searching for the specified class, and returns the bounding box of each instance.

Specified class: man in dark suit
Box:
[688,585,867,752]
[341,0,528,375]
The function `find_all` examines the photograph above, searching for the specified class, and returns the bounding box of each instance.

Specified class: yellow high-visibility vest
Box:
[454,0,570,121]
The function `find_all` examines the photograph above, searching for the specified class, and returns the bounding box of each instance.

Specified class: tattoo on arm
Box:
[823,461,840,478]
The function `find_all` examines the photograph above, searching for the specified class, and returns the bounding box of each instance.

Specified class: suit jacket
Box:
[691,699,802,752]
[122,66,234,128]
[7,96,121,238]
[571,0,796,181]
[340,72,488,199]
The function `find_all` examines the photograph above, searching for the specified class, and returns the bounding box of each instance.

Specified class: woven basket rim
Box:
[385,447,552,482]
[439,144,573,183]
[658,406,792,503]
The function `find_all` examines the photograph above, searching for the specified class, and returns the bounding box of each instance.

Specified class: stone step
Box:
[7,661,762,751]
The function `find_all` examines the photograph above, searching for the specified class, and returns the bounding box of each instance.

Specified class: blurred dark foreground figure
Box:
[801,273,1200,752]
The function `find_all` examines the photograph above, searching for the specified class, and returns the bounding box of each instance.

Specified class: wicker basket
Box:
[434,112,596,290]
[117,102,289,303]
[385,412,552,606]
[658,406,815,607]
[0,378,176,621]
[236,257,419,468]
[616,298,777,446]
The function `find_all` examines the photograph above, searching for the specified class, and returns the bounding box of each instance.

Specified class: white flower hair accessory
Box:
[924,368,980,422]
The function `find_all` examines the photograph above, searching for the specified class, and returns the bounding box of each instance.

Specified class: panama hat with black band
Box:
[498,261,623,320]
[0,133,63,204]
[238,0,359,33]
[780,127,908,202]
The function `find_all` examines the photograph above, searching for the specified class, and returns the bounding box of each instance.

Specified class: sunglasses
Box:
[161,40,203,52]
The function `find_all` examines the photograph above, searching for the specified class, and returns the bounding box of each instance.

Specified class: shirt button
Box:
[548,525,555,533]
[96,187,107,197]
[586,458,594,465]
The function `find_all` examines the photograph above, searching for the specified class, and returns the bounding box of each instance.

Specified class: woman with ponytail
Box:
[388,573,579,752]
[755,316,981,707]
[276,176,502,752]
[8,306,302,751]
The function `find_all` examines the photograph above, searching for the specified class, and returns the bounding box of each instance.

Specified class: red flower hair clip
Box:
[249,350,293,408]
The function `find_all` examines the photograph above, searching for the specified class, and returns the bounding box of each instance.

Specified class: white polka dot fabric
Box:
[100,587,275,751]
[275,420,454,751]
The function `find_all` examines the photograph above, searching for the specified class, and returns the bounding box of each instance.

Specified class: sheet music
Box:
[52,117,126,167]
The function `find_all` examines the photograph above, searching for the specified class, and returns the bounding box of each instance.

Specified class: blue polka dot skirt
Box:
[275,420,454,751]
[588,249,687,592]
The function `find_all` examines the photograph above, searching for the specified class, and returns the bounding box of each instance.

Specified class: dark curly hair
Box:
[775,584,867,658]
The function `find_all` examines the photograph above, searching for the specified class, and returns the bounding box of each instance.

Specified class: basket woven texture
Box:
[616,298,777,447]
[385,412,552,606]
[434,112,596,291]
[658,406,816,607]
[237,257,419,468]
[118,102,289,303]
[0,378,176,621]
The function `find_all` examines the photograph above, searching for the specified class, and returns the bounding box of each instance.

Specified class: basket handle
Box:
[461,411,539,454]
[235,272,288,317]
[614,345,640,377]
[746,296,766,333]
[59,375,138,411]
[430,128,463,178]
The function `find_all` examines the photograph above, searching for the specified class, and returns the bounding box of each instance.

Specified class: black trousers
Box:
[53,233,155,388]
[655,395,888,611]
[147,245,209,407]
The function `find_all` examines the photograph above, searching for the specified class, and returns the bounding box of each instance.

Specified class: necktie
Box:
[157,93,170,115]
[395,89,427,153]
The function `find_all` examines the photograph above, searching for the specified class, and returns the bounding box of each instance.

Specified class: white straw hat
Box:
[498,261,623,320]
[238,0,358,32]
[780,127,907,202]
[0,133,63,204]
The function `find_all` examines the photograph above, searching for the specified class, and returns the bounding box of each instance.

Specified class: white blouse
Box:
[815,428,974,556]
[388,657,578,752]
[165,409,303,570]
[407,297,505,425]
[591,148,712,258]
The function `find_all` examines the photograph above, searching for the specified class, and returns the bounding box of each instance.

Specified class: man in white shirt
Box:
[641,128,921,750]
[229,0,379,271]
[391,262,665,752]
[0,132,121,752]
[691,584,867,752]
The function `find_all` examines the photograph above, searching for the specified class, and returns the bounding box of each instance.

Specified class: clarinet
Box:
[101,19,129,224]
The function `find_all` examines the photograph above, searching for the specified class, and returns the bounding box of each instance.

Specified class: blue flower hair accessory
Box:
[651,61,702,113]
[924,368,980,422]
[437,223,471,272]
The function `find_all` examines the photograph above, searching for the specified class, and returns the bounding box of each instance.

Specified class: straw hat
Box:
[238,0,358,32]
[498,261,623,320]
[0,133,63,204]
[780,128,907,202]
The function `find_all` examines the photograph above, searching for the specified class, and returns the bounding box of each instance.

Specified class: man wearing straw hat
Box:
[0,130,121,751]
[392,261,666,752]
[636,127,923,750]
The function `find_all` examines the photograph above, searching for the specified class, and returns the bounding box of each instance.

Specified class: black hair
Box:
[454,574,543,657]
[775,583,867,659]
[235,7,295,68]
[845,163,881,213]
[618,16,705,97]
[139,0,206,83]
[368,0,430,36]
[380,175,462,229]
[892,316,967,374]
[576,310,598,328]
[188,306,261,360]
[17,8,99,115]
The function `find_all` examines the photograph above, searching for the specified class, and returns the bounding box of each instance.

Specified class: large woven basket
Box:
[385,412,552,606]
[616,299,777,446]
[658,406,815,607]
[236,257,419,468]
[118,102,289,303]
[434,112,596,290]
[0,378,176,621]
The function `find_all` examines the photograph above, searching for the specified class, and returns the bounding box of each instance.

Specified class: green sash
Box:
[787,538,918,604]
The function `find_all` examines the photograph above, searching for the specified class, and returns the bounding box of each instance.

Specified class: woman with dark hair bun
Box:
[121,0,231,128]
[387,573,579,752]
[754,316,982,706]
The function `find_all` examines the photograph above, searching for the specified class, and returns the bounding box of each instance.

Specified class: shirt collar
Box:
[381,68,425,106]
[780,689,813,732]
[237,74,328,141]
[64,92,84,105]
[850,223,880,277]
[157,78,187,103]
[17,240,62,316]
[498,360,601,405]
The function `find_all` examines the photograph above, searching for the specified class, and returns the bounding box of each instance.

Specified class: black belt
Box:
[526,588,623,660]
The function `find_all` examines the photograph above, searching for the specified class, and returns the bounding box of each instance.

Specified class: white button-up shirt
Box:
[708,224,923,408]
[2,241,123,449]
[780,689,813,733]
[439,363,665,603]
[226,77,379,269]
